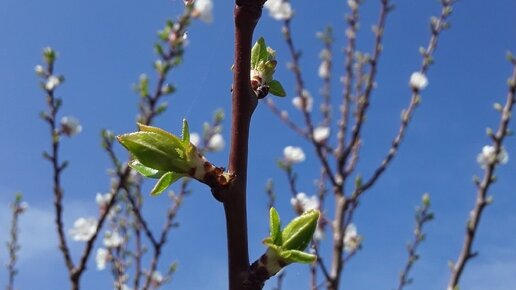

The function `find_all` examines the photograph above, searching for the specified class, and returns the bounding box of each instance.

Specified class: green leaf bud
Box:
[117,124,190,173]
[281,209,320,251]
[269,207,282,245]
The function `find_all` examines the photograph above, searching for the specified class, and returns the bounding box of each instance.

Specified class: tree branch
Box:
[447,55,516,290]
[218,1,263,289]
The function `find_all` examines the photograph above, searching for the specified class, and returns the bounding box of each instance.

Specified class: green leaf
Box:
[269,207,282,245]
[151,171,182,196]
[279,249,317,264]
[128,160,167,179]
[117,128,188,173]
[281,210,319,251]
[181,118,190,146]
[268,80,286,97]
[251,37,268,69]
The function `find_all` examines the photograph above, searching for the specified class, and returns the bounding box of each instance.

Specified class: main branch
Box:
[218,1,263,290]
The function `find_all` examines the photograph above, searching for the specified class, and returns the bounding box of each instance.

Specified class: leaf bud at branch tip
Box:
[116,120,234,196]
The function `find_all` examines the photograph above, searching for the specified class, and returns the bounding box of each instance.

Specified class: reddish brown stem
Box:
[217,1,263,290]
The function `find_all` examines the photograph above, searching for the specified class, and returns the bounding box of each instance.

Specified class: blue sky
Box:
[1,0,516,289]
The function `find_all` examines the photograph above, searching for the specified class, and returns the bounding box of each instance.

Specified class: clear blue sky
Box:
[1,0,516,289]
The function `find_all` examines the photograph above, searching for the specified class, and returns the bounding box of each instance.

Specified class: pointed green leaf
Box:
[251,40,261,69]
[117,130,189,173]
[282,210,320,251]
[268,80,286,97]
[279,249,317,264]
[181,118,190,146]
[128,160,167,179]
[270,207,282,245]
[258,38,269,62]
[151,171,182,196]
[251,37,268,68]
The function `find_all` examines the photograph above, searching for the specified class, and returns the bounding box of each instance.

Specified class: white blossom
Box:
[107,204,122,220]
[409,72,428,90]
[283,146,305,164]
[34,65,45,76]
[318,62,330,79]
[45,75,61,90]
[190,132,201,147]
[207,133,225,151]
[263,0,293,20]
[343,223,361,252]
[61,116,82,137]
[96,248,109,270]
[95,192,112,208]
[151,271,164,286]
[290,192,319,212]
[313,126,330,142]
[292,90,313,112]
[104,231,124,248]
[313,226,325,241]
[348,0,359,10]
[121,285,133,290]
[69,218,97,241]
[477,145,509,169]
[18,201,29,212]
[193,0,213,23]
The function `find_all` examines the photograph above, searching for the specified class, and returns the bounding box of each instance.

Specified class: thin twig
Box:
[340,0,392,171]
[141,180,188,290]
[265,98,307,137]
[318,26,334,127]
[40,52,76,279]
[354,0,454,196]
[6,194,27,290]
[396,194,433,290]
[282,19,338,186]
[328,2,392,289]
[337,1,360,174]
[447,55,516,290]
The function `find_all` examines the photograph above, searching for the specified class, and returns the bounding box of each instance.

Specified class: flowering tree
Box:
[3,1,516,290]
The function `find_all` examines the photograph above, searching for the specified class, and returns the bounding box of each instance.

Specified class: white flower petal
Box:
[95,192,111,207]
[477,145,509,169]
[291,192,319,212]
[45,75,61,90]
[207,133,225,151]
[283,146,305,164]
[343,223,360,252]
[409,72,428,90]
[318,62,330,79]
[292,90,313,112]
[103,231,124,248]
[151,271,164,285]
[96,248,109,270]
[264,0,293,20]
[313,126,330,142]
[69,218,97,241]
[194,0,213,23]
[61,116,82,136]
